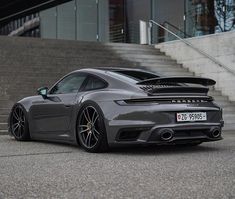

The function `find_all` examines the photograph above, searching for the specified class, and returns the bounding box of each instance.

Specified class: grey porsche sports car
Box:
[8,68,223,152]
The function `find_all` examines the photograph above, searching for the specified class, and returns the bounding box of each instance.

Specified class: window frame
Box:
[48,72,88,95]
[80,74,108,92]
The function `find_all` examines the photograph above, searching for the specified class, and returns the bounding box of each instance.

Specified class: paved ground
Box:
[0,132,234,199]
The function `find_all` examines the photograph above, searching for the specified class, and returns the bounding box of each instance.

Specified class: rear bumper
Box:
[109,122,223,147]
[98,101,223,146]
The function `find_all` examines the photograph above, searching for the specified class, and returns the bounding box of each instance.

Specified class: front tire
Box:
[10,104,30,141]
[77,101,109,153]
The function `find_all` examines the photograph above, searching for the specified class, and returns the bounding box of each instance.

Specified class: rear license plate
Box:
[176,112,207,122]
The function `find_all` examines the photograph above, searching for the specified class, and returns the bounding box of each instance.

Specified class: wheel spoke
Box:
[92,130,99,141]
[19,109,23,119]
[93,128,100,135]
[19,125,24,137]
[13,110,20,120]
[79,106,101,148]
[85,108,91,122]
[12,123,19,133]
[88,133,92,147]
[17,124,22,137]
[78,125,88,128]
[83,109,90,123]
[91,111,96,123]
[79,128,89,134]
[93,114,99,124]
[21,122,25,131]
[85,133,92,147]
[21,115,25,123]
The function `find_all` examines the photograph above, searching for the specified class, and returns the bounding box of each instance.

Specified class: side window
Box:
[50,73,87,94]
[83,76,107,91]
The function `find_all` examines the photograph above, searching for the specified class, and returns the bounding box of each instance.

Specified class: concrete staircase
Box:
[0,37,234,134]
[0,36,134,134]
[106,43,235,131]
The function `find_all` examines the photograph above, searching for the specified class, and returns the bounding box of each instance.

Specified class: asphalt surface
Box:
[0,132,234,199]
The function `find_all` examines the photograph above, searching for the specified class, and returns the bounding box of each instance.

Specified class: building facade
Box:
[0,0,234,44]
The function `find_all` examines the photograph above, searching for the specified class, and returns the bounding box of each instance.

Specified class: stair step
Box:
[107,47,159,52]
[0,115,8,123]
[224,120,235,124]
[0,123,8,130]
[123,57,174,63]
[1,50,127,59]
[0,108,11,115]
[146,67,188,73]
[224,113,235,120]
[141,63,183,69]
[208,90,222,95]
[212,96,228,101]
[160,71,194,76]
[115,49,164,56]
[223,124,235,131]
[106,43,154,48]
[0,57,134,66]
[120,54,172,60]
[0,100,15,108]
[0,130,8,135]
[214,100,232,107]
[217,101,235,107]
[223,107,235,113]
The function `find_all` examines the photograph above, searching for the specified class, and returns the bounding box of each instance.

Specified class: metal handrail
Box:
[0,0,56,23]
[149,20,235,76]
[163,21,192,38]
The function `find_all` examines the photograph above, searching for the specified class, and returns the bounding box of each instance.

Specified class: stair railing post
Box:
[148,22,152,45]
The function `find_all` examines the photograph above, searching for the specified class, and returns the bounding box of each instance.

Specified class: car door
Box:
[30,72,88,140]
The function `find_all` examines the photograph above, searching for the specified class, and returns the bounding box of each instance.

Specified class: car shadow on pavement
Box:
[109,144,222,155]
[6,136,223,156]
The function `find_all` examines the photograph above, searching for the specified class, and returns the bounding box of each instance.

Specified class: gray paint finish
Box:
[8,68,223,148]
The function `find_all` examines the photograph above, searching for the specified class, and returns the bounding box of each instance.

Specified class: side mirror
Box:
[37,87,48,98]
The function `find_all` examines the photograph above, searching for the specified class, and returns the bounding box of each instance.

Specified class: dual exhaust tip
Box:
[160,129,174,141]
[159,128,221,141]
[210,128,221,138]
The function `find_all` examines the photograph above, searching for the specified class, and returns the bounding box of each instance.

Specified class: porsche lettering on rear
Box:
[8,68,223,152]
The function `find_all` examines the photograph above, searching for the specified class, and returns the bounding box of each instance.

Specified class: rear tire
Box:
[10,104,30,141]
[77,101,109,153]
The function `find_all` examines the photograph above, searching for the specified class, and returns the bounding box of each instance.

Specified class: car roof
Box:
[73,67,161,75]
[94,67,154,72]
[70,67,161,82]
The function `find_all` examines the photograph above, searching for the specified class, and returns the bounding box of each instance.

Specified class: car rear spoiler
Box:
[136,77,216,86]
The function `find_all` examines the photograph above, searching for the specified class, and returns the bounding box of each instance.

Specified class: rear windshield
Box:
[113,70,159,81]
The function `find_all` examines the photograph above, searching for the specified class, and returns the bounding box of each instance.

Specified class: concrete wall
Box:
[156,31,235,101]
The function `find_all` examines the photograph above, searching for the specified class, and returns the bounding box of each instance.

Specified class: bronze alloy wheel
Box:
[10,104,30,141]
[77,102,108,152]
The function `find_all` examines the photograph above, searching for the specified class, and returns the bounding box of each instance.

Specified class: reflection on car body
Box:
[8,68,223,152]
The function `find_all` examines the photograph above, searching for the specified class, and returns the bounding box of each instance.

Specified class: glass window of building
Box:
[0,0,234,43]
[57,0,76,40]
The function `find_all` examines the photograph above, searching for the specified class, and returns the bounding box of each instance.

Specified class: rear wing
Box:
[136,77,216,86]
